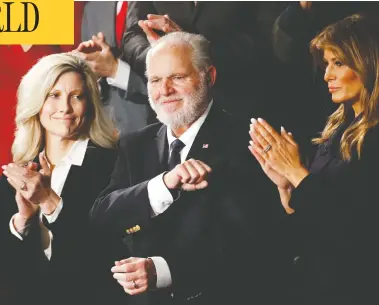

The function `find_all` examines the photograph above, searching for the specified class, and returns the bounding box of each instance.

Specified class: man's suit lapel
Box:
[142,125,169,179]
[156,125,168,166]
[186,106,219,165]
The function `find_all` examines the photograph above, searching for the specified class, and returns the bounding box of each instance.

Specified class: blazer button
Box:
[293,256,301,265]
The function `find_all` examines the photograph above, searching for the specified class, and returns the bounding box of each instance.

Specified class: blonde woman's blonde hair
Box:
[311,14,379,161]
[12,53,118,164]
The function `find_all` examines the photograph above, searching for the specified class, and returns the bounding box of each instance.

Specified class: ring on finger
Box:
[264,144,272,153]
[20,181,27,191]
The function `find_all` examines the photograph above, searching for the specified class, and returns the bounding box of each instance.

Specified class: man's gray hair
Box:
[146,32,213,73]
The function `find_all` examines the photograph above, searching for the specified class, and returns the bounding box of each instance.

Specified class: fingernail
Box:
[280,126,284,132]
[3,170,8,176]
[1,165,6,169]
[251,118,257,124]
[257,118,263,123]
[249,140,254,145]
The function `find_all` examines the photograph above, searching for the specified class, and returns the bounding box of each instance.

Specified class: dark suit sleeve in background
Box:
[122,1,156,79]
[272,3,315,64]
[123,2,262,80]
[118,68,149,105]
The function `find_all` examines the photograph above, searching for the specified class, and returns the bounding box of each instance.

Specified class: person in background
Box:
[0,53,118,305]
[251,14,379,305]
[123,1,268,122]
[76,1,154,136]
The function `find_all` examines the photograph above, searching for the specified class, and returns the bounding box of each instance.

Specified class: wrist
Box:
[17,206,39,220]
[146,258,157,290]
[39,191,60,215]
[14,212,36,233]
[278,187,294,214]
[163,172,177,190]
[286,167,309,188]
[110,58,119,78]
[278,185,294,193]
[15,212,32,224]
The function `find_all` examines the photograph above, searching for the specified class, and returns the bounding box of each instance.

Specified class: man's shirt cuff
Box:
[149,256,172,288]
[106,59,131,91]
[147,173,174,217]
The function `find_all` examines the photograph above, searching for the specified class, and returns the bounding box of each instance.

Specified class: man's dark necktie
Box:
[168,139,185,170]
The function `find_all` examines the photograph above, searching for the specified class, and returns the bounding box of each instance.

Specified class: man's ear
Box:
[207,65,217,87]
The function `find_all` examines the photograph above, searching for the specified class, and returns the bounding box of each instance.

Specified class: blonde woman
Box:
[249,15,379,304]
[0,53,118,304]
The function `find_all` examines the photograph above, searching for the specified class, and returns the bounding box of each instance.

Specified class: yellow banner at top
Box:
[0,0,74,44]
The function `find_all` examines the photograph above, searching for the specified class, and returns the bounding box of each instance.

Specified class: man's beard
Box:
[148,77,210,129]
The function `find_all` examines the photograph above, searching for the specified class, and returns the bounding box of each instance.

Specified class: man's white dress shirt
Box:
[147,101,213,288]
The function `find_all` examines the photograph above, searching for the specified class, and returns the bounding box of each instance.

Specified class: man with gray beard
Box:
[91,32,281,305]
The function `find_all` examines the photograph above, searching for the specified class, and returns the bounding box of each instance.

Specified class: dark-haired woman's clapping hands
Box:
[249,118,310,213]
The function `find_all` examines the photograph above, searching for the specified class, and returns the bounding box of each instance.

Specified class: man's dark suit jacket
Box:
[0,143,121,305]
[91,106,283,305]
[283,113,379,305]
[123,1,266,121]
